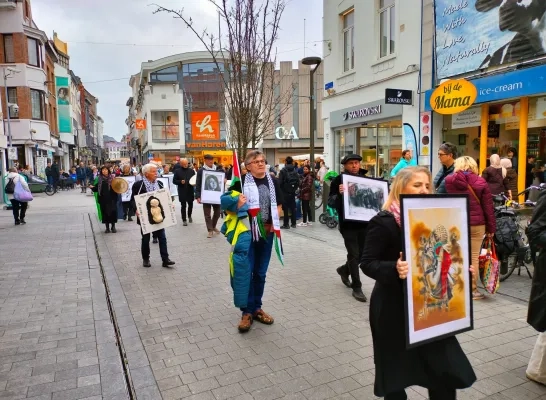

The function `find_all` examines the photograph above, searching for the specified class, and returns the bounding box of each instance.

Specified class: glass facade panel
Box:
[333,128,356,171]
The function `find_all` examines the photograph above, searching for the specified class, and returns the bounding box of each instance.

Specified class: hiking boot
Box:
[336,266,351,288]
[162,259,175,268]
[352,289,367,302]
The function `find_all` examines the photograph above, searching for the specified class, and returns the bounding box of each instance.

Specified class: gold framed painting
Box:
[400,194,474,348]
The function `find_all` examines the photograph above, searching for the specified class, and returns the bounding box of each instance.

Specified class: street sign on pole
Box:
[7,147,17,160]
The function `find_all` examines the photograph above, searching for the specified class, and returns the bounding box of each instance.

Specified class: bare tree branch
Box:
[151,0,291,160]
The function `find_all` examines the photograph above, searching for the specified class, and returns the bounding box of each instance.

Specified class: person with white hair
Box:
[130,163,175,268]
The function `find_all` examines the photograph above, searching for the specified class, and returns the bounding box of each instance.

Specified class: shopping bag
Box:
[13,179,33,202]
[478,236,500,294]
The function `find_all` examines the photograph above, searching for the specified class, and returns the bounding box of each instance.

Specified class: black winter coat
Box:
[527,191,546,332]
[173,167,195,202]
[360,211,476,397]
[328,169,370,233]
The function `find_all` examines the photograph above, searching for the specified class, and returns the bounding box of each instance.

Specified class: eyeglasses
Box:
[437,153,448,157]
[248,159,266,165]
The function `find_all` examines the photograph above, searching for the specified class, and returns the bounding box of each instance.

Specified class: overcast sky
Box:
[31,0,323,141]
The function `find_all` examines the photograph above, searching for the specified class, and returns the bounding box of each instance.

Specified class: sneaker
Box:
[291,224,297,228]
[207,231,213,238]
[307,221,312,226]
[472,291,485,300]
[183,221,188,226]
[162,259,175,268]
[20,219,26,225]
[14,220,20,225]
[352,289,367,302]
[143,259,151,268]
[189,217,193,223]
[281,225,290,230]
[297,222,308,227]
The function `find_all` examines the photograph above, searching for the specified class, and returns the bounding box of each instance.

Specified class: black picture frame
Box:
[400,194,474,349]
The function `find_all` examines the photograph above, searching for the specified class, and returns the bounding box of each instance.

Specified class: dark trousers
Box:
[241,233,274,315]
[282,194,296,226]
[385,389,456,400]
[11,199,27,222]
[122,201,134,218]
[203,203,220,231]
[180,200,193,221]
[301,200,311,223]
[141,228,169,261]
[341,227,368,289]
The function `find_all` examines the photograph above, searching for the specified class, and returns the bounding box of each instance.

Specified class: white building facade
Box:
[322,0,423,176]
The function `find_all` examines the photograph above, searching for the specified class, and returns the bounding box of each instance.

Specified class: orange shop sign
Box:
[191,111,220,140]
[135,119,146,130]
[430,79,477,115]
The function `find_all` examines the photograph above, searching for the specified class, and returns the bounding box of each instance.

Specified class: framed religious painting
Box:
[342,174,389,222]
[201,170,225,205]
[400,194,473,349]
[134,188,177,235]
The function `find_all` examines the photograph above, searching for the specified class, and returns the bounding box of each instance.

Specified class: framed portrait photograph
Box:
[400,194,473,349]
[160,174,178,197]
[120,176,136,202]
[201,171,225,205]
[342,175,389,222]
[134,188,177,235]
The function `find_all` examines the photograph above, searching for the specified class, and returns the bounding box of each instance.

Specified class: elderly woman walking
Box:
[90,166,119,233]
[500,158,518,200]
[6,167,31,225]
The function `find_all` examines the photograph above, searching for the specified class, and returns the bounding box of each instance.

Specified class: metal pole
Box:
[309,65,316,222]
[4,69,13,168]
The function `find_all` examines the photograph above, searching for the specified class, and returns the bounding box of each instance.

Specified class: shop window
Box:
[150,66,178,82]
[6,87,18,118]
[342,9,354,72]
[3,34,14,63]
[379,0,396,58]
[151,111,179,141]
[27,37,41,67]
[30,89,45,120]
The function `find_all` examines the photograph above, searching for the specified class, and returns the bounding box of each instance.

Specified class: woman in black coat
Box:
[91,166,118,233]
[360,166,476,400]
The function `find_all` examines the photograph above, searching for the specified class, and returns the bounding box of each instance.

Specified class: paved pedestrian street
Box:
[1,190,546,400]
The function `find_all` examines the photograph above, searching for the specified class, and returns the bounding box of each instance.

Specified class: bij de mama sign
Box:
[430,78,477,115]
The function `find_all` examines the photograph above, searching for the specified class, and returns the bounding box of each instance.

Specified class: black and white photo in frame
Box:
[134,188,177,234]
[121,176,136,202]
[160,173,178,197]
[342,175,389,222]
[201,170,225,204]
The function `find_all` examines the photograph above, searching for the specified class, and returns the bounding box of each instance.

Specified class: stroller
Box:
[319,205,338,229]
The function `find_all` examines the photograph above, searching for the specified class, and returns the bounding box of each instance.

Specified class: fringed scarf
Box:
[243,173,284,266]
[98,173,114,194]
[389,201,401,227]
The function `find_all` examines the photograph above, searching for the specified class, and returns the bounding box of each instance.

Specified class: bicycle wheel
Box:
[319,213,327,224]
[45,185,55,196]
[499,254,517,282]
[314,190,323,210]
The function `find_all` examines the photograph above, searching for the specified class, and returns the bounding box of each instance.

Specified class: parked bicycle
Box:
[494,184,545,281]
[314,180,322,210]
[44,183,58,196]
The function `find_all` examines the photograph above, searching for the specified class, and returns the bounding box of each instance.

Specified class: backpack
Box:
[283,168,300,194]
[494,215,519,256]
[4,178,15,194]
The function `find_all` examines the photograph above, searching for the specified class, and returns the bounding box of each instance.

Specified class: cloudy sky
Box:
[31,0,323,141]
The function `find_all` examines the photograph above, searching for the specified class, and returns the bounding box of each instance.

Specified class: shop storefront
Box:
[424,63,546,193]
[329,101,404,177]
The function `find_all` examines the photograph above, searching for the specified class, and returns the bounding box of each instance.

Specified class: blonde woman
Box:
[445,156,496,300]
[360,166,476,400]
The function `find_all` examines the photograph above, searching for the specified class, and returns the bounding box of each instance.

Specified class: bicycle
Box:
[44,183,58,196]
[314,180,323,210]
[494,184,545,281]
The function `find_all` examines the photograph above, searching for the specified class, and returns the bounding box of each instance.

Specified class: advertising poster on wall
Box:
[151,111,179,140]
[186,111,226,151]
[434,1,546,80]
[419,112,431,165]
[55,76,72,133]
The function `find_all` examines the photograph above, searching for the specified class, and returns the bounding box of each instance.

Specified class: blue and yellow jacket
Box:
[220,190,252,308]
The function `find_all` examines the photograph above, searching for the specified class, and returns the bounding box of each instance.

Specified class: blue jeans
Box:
[241,233,274,315]
[47,176,53,185]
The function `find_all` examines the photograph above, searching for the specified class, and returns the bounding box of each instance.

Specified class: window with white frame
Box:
[379,0,395,58]
[30,89,44,120]
[342,9,354,72]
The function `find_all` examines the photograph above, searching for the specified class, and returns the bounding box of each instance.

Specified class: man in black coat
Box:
[173,158,195,226]
[51,161,60,189]
[131,163,175,269]
[328,154,368,302]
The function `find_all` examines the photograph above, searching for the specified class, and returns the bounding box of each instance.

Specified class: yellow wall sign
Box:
[430,79,477,115]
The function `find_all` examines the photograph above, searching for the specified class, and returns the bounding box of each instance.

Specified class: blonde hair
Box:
[383,166,432,210]
[453,156,478,174]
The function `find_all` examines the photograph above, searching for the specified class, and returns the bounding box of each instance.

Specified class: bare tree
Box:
[153,0,292,161]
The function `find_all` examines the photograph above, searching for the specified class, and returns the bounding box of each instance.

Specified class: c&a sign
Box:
[430,78,477,115]
[275,126,299,140]
[191,111,220,140]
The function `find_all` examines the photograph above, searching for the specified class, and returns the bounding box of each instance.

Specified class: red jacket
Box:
[445,171,496,233]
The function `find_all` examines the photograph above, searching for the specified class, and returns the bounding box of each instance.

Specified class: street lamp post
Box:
[3,67,20,168]
[302,56,322,223]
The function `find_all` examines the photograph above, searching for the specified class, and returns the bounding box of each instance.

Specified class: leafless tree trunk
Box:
[153,0,291,162]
